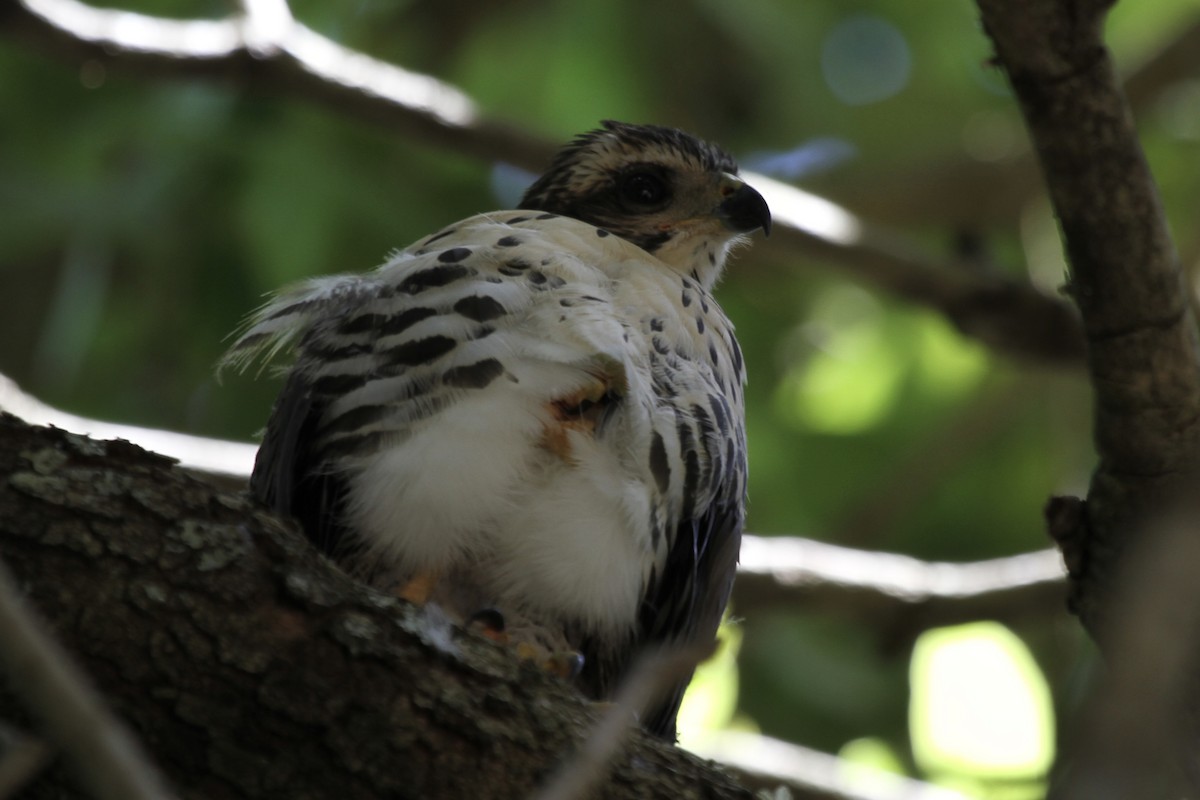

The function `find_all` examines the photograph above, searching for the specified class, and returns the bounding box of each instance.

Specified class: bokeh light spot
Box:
[821,15,911,106]
[910,622,1055,780]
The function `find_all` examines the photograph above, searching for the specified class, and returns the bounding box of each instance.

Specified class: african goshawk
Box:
[224,121,770,740]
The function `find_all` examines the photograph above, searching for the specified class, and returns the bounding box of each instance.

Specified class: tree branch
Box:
[0,413,756,800]
[1,415,990,800]
[533,645,715,800]
[693,732,972,800]
[2,0,1084,366]
[4,0,546,167]
[1048,514,1200,798]
[737,536,1066,639]
[0,373,255,490]
[976,0,1200,637]
[1,372,1070,640]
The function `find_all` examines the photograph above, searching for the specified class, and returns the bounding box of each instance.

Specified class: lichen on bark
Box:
[0,414,751,800]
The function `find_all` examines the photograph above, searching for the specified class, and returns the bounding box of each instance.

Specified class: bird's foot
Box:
[394,569,441,605]
[465,607,508,643]
[515,643,586,680]
[466,608,584,680]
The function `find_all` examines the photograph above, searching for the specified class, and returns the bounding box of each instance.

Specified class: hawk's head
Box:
[519,121,771,287]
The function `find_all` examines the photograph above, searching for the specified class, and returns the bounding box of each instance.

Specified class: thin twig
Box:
[691,731,972,800]
[531,643,714,800]
[736,535,1066,632]
[0,557,173,800]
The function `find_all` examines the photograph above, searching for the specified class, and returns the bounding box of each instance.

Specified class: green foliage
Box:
[2,0,1196,788]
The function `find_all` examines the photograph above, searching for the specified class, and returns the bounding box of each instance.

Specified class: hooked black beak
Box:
[717,181,772,237]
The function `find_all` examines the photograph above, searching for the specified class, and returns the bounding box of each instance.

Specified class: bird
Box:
[222,120,770,740]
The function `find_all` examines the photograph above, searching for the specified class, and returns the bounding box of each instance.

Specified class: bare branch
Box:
[6,0,550,170]
[737,535,1066,635]
[0,373,254,490]
[0,557,173,800]
[0,368,1069,643]
[692,731,972,800]
[1,371,1069,635]
[976,0,1200,634]
[1,0,1084,366]
[752,177,1084,364]
[0,415,755,800]
[532,644,714,800]
[1049,514,1200,797]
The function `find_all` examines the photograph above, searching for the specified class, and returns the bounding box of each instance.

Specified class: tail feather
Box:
[217,274,367,376]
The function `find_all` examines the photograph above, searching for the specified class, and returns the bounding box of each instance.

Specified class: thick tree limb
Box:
[0,414,755,800]
[1048,515,1200,798]
[0,415,985,800]
[2,0,1084,366]
[1,373,1070,639]
[0,373,255,489]
[974,0,1200,787]
[976,0,1200,636]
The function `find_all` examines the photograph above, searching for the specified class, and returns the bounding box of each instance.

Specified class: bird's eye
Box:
[619,171,668,207]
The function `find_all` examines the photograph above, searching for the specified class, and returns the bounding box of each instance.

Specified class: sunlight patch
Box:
[677,621,742,751]
[910,622,1054,781]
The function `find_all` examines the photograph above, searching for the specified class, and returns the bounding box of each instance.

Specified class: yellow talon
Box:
[512,642,584,680]
[514,642,541,661]
[395,570,440,605]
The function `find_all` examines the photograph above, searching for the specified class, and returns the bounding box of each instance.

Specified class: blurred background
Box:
[4,1,1200,797]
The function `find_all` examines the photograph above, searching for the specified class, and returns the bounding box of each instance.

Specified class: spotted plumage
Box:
[223,121,770,740]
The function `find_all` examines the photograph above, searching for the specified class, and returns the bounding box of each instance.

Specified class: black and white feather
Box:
[223,121,769,740]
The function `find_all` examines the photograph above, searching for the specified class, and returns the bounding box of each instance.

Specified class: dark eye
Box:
[619,171,668,207]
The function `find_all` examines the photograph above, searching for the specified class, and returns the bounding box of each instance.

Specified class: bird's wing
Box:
[222,211,648,567]
[247,369,354,559]
[575,272,748,741]
[225,273,381,562]
[636,499,743,740]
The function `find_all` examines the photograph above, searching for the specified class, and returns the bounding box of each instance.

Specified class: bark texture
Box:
[0,414,752,800]
[978,0,1200,640]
